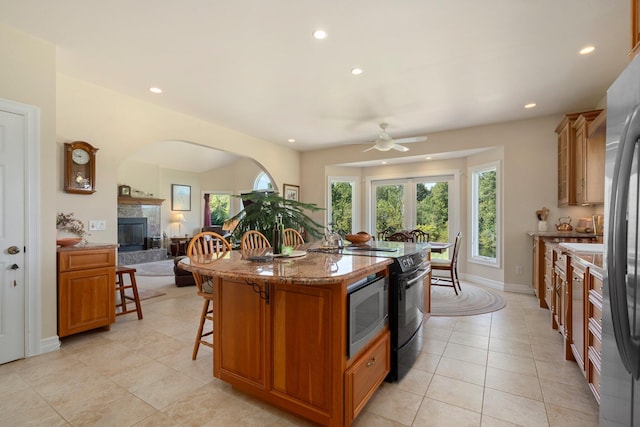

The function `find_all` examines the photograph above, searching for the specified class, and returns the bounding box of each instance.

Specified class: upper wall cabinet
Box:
[632,0,640,58]
[555,110,603,207]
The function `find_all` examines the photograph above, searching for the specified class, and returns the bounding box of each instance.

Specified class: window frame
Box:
[469,161,501,267]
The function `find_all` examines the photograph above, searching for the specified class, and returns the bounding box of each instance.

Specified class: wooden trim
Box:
[633,0,640,57]
[117,197,165,206]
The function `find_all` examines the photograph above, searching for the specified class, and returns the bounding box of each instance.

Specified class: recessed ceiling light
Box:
[287,139,296,143]
[524,102,537,109]
[580,46,595,55]
[312,29,327,40]
[149,87,163,94]
[351,68,363,75]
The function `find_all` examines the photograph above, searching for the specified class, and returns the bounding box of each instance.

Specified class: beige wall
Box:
[0,26,57,340]
[302,115,601,290]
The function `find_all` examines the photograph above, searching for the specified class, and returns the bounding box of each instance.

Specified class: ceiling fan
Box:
[363,123,428,152]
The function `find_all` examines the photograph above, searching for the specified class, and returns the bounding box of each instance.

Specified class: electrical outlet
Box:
[89,220,106,231]
[515,265,523,275]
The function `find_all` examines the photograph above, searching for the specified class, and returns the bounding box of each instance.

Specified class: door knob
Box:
[10,264,19,270]
[7,246,20,255]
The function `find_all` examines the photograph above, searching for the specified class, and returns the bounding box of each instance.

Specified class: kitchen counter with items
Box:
[179,241,430,426]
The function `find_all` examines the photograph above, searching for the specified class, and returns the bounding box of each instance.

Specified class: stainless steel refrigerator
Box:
[602,52,640,426]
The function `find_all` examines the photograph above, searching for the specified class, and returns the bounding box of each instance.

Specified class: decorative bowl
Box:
[56,237,82,247]
[345,232,371,245]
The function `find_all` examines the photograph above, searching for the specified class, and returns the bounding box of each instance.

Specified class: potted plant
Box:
[56,212,89,245]
[229,191,325,244]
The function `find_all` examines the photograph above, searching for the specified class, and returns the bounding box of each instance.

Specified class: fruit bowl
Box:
[345,232,371,245]
[56,237,82,247]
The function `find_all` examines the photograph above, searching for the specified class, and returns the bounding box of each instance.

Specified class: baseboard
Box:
[503,282,535,294]
[460,273,504,291]
[36,335,61,356]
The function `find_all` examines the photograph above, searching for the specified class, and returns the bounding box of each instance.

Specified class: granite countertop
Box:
[179,249,393,285]
[56,242,119,252]
[527,230,601,238]
[558,242,603,274]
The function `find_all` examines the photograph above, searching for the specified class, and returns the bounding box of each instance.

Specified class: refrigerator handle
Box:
[608,103,640,380]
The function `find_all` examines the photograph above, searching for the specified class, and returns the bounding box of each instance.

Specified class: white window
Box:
[254,172,273,190]
[470,161,500,266]
[328,176,359,233]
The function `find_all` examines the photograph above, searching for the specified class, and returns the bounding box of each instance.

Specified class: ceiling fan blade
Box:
[394,136,428,144]
[362,145,377,152]
[391,144,410,152]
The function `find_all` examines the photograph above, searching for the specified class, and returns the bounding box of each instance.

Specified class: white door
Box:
[0,109,26,364]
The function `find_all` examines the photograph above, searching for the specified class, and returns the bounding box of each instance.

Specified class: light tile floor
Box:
[0,277,599,426]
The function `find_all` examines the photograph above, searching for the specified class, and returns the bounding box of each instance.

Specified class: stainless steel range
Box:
[341,241,430,382]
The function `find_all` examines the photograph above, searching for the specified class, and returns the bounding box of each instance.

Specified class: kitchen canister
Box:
[538,221,548,232]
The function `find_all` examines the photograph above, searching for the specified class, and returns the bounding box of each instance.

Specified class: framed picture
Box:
[171,184,191,211]
[118,185,131,197]
[283,184,300,202]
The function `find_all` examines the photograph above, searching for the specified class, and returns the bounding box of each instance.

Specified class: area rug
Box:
[431,282,506,316]
[123,288,166,301]
[127,259,175,276]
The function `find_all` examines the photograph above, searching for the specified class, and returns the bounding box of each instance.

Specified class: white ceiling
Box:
[0,1,630,159]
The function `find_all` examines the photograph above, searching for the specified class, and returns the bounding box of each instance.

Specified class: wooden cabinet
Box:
[544,243,557,322]
[531,234,596,311]
[213,267,390,427]
[586,268,603,403]
[570,258,587,373]
[573,110,606,205]
[555,110,603,206]
[57,246,116,337]
[553,246,572,361]
[345,331,390,425]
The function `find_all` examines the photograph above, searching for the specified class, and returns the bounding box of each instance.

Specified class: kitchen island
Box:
[180,248,393,427]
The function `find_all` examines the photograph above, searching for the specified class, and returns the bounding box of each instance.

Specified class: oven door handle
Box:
[404,268,429,289]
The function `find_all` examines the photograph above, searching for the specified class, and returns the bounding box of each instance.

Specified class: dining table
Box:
[428,241,453,253]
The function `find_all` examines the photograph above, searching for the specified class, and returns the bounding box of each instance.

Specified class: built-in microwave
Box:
[347,274,388,357]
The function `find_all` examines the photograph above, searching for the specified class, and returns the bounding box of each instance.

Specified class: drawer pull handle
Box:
[366,357,376,367]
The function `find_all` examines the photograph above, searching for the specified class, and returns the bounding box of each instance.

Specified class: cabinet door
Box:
[272,284,334,412]
[216,278,268,388]
[557,122,572,206]
[573,117,587,204]
[58,267,115,337]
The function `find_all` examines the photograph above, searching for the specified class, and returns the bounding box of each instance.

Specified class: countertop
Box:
[527,230,602,238]
[558,242,603,274]
[56,242,119,252]
[179,248,394,285]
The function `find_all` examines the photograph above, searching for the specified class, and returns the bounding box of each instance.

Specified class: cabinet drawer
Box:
[591,275,603,295]
[345,331,390,425]
[59,248,116,272]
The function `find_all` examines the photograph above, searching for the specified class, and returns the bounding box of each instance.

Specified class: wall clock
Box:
[64,141,98,194]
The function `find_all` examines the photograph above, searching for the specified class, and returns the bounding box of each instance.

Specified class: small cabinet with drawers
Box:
[57,245,117,337]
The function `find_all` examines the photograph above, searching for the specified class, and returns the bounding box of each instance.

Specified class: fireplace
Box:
[118,217,147,252]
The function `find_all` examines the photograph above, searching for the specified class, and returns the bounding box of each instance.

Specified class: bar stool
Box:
[115,265,143,319]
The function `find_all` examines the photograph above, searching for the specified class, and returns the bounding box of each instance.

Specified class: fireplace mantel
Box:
[118,197,165,206]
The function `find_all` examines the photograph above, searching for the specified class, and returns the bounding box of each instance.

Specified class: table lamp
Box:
[170,212,185,236]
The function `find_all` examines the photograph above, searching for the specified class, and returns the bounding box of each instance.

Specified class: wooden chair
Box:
[240,230,271,253]
[410,229,430,243]
[431,231,462,295]
[186,231,232,360]
[377,228,394,241]
[387,231,413,242]
[283,228,304,247]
